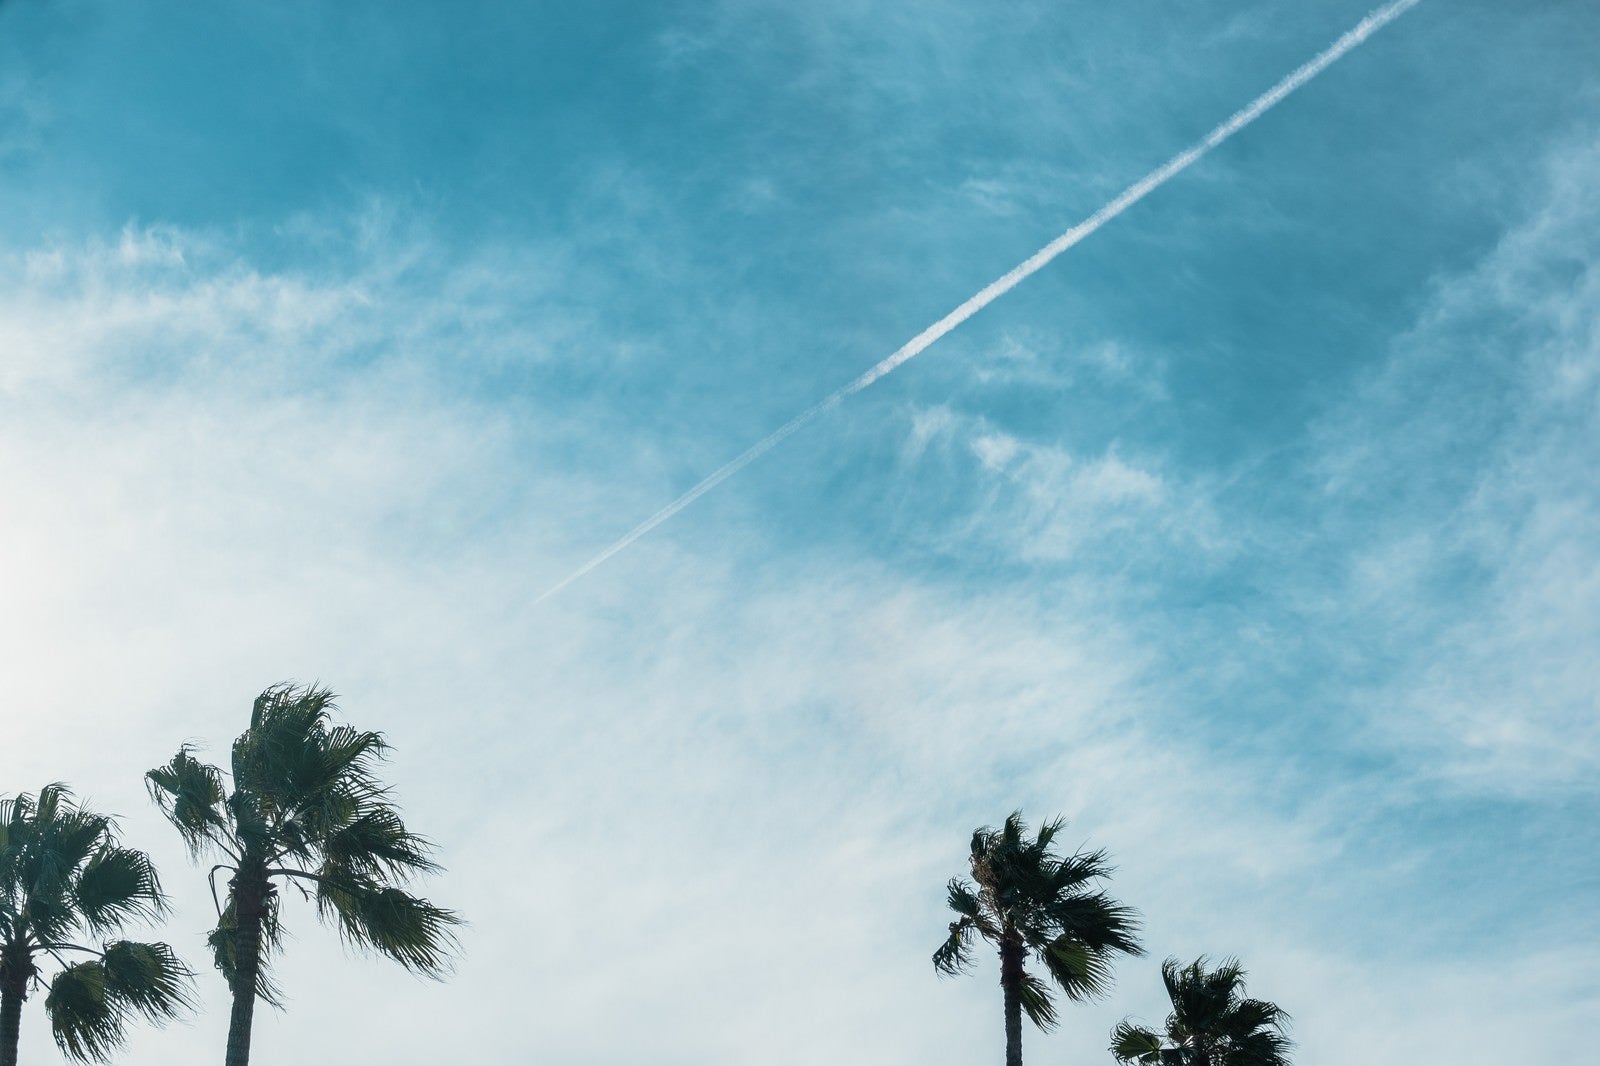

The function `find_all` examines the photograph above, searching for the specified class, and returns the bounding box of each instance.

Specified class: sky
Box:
[0,0,1596,1063]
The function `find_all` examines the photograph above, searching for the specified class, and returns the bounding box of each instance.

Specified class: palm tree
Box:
[1110,956,1292,1066]
[933,811,1143,1066]
[146,683,461,1066]
[0,784,192,1066]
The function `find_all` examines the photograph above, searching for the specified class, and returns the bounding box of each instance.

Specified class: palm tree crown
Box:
[934,811,1142,1066]
[0,785,191,1066]
[1111,957,1292,1066]
[146,683,461,1066]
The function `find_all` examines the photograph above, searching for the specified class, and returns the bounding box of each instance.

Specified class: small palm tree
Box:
[0,784,192,1066]
[933,811,1143,1066]
[146,683,461,1066]
[1110,957,1292,1066]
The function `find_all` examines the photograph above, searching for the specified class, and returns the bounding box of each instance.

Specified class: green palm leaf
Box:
[45,962,119,1064]
[314,874,459,974]
[1017,972,1060,1030]
[146,748,231,858]
[74,848,167,934]
[1110,1021,1166,1064]
[205,899,285,1007]
[100,940,193,1020]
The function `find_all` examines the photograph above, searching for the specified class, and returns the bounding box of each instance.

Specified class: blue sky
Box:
[1,1,1596,1063]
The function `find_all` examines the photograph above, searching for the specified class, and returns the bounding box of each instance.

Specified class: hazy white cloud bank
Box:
[0,208,1592,1066]
[1305,135,1600,795]
[0,215,604,396]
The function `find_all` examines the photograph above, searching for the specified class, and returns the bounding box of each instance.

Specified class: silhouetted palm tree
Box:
[147,683,461,1066]
[0,785,191,1066]
[1111,956,1292,1066]
[934,811,1142,1066]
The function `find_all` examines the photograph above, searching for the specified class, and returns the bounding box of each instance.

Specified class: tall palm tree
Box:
[933,811,1143,1066]
[146,683,461,1066]
[0,784,192,1066]
[1110,957,1292,1066]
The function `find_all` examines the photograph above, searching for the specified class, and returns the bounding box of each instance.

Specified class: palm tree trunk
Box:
[0,942,33,1066]
[224,871,269,1066]
[0,977,25,1066]
[1000,937,1025,1066]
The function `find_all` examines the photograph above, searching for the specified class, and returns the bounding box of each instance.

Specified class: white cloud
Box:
[969,431,1019,470]
[898,406,1219,567]
[1309,136,1600,795]
[0,216,1589,1066]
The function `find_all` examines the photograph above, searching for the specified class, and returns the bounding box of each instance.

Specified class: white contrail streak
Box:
[536,0,1422,604]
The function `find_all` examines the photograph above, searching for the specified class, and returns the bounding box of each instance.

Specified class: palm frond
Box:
[1225,998,1288,1041]
[945,878,981,920]
[1229,1028,1294,1066]
[1017,971,1059,1031]
[0,792,26,874]
[312,870,460,975]
[1050,846,1115,889]
[100,939,194,1021]
[74,847,167,933]
[319,804,440,881]
[34,783,71,822]
[1110,1021,1166,1064]
[1044,890,1144,956]
[1040,933,1116,1001]
[0,789,36,833]
[231,685,323,806]
[234,685,374,814]
[1201,957,1246,1025]
[45,962,121,1064]
[207,896,285,1006]
[146,748,230,858]
[1167,956,1235,1035]
[1159,956,1192,1009]
[230,684,396,846]
[31,805,114,925]
[0,792,37,919]
[315,723,390,800]
[226,788,274,856]
[1000,810,1026,847]
[933,915,976,976]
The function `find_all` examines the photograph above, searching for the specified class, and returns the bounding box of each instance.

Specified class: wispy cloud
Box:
[893,408,1224,570]
[537,0,1424,602]
[1304,135,1600,794]
[4,203,1587,1064]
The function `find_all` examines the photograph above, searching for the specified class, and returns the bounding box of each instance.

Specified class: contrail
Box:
[536,0,1421,604]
